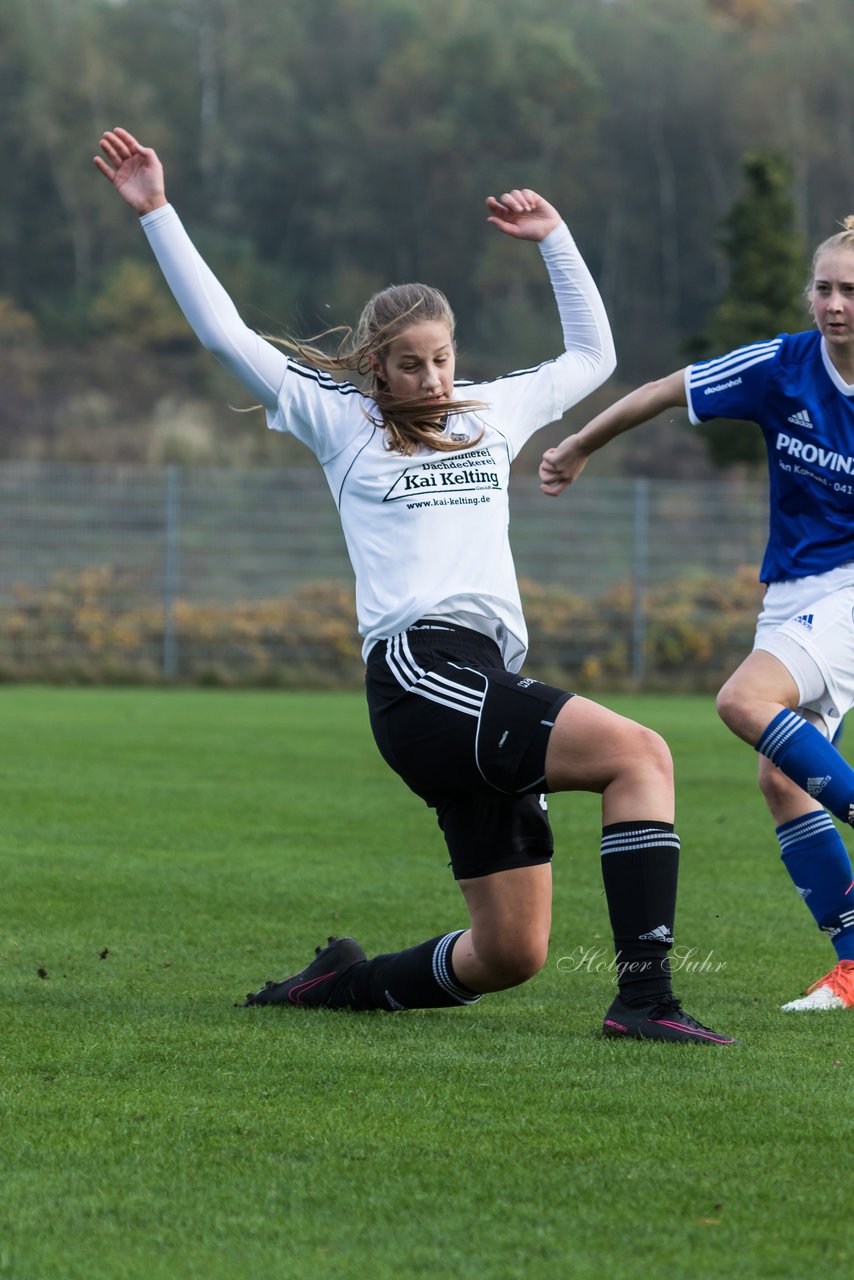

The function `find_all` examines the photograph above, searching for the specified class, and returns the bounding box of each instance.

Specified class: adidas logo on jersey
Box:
[787,408,813,429]
[639,924,674,944]
[793,613,814,630]
[807,775,831,798]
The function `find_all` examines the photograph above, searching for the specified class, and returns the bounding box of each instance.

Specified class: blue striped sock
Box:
[756,710,854,827]
[777,812,854,962]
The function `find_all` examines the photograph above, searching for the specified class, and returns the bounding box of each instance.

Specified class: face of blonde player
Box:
[371,320,456,405]
[811,246,854,376]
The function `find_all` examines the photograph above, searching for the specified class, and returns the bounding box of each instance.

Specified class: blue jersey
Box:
[686,331,854,583]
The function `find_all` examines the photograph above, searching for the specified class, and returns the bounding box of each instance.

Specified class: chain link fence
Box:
[0,461,769,689]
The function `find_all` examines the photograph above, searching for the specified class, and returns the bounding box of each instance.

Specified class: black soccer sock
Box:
[600,821,680,1008]
[330,931,482,1012]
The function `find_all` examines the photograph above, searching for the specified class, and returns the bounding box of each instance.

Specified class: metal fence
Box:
[0,461,769,688]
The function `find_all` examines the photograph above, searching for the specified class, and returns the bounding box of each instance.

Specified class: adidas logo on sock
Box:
[794,613,814,630]
[807,775,831,797]
[639,924,674,944]
[818,910,854,938]
[795,884,813,901]
[787,409,813,429]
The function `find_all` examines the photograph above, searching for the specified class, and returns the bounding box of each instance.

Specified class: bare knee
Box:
[546,697,673,797]
[637,725,673,780]
[716,681,749,737]
[612,721,673,789]
[457,863,552,993]
[717,652,802,745]
[472,934,549,989]
[716,684,773,746]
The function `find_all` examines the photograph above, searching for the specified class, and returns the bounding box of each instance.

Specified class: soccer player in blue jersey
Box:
[540,216,854,1012]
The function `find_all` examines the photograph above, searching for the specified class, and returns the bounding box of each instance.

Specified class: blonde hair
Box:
[810,215,854,276]
[273,282,484,456]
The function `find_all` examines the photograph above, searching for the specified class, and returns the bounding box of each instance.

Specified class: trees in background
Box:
[696,151,807,467]
[2,0,852,469]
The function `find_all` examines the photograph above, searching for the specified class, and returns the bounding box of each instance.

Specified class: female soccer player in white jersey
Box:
[94,126,736,1044]
[540,217,854,1014]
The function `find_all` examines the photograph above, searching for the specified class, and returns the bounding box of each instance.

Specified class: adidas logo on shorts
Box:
[793,613,814,630]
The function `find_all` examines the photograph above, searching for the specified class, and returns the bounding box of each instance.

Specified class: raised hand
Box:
[539,435,591,496]
[93,127,167,216]
[486,188,561,242]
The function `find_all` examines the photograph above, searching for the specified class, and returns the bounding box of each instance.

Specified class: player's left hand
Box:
[93,127,167,216]
[486,189,561,242]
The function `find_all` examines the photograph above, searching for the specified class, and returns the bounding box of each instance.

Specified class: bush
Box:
[89,260,196,351]
[0,564,763,689]
[521,566,761,691]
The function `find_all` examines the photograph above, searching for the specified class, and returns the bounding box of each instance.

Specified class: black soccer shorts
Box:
[365,619,574,879]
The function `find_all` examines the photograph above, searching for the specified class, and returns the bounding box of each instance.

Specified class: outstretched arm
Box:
[479,188,615,443]
[93,126,287,412]
[539,369,687,496]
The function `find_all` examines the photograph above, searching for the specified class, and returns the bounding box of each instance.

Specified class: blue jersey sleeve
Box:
[685,338,784,425]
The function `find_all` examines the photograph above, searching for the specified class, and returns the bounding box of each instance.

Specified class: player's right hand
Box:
[539,435,590,496]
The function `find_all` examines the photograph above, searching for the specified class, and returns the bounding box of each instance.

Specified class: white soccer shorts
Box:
[753,563,854,737]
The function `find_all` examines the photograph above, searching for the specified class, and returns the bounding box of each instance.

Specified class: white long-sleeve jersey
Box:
[141,205,615,668]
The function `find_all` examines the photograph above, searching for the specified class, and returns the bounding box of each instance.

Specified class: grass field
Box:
[1,686,851,1279]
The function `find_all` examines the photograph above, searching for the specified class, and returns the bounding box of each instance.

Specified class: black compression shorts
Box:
[365,620,574,879]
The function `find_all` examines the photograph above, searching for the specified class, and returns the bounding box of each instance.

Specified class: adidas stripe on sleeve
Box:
[685,338,782,425]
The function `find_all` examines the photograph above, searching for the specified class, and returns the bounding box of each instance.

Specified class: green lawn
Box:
[1,687,851,1279]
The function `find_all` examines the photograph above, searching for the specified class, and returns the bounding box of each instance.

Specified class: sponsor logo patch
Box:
[703,377,743,394]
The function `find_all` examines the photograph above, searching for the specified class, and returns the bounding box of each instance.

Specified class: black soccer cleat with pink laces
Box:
[602,994,738,1044]
[241,935,367,1008]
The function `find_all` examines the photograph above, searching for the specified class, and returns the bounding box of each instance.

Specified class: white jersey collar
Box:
[820,337,854,396]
